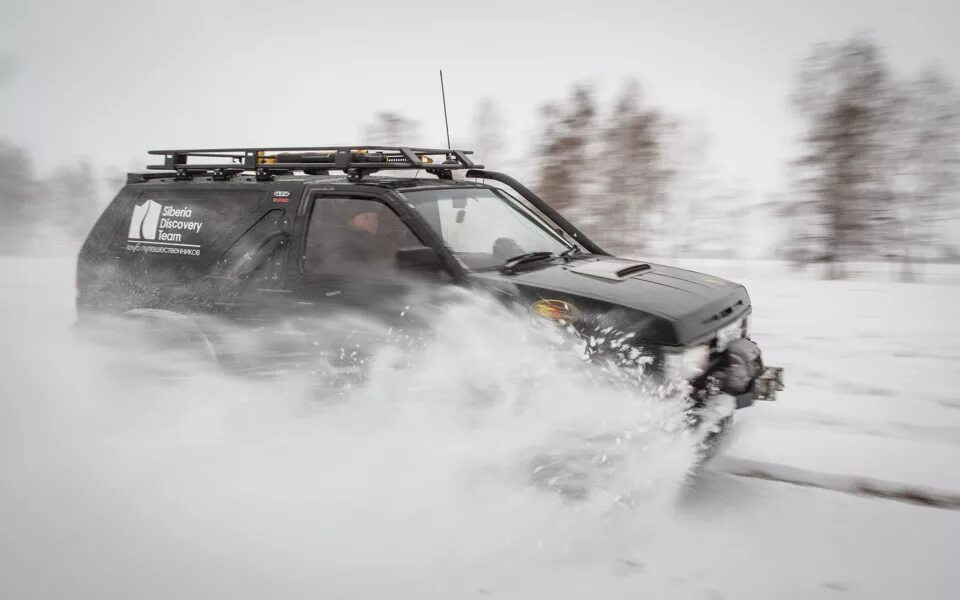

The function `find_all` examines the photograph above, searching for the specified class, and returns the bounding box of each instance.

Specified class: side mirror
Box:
[395,245,444,270]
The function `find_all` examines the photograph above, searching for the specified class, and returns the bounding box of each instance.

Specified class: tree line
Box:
[0,141,110,256]
[1,34,957,279]
[786,35,959,279]
[365,34,960,279]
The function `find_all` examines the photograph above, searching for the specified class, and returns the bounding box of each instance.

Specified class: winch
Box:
[704,338,785,408]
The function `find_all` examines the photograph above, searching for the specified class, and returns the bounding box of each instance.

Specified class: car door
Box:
[285,193,449,366]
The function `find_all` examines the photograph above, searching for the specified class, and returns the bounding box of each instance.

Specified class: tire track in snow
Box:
[756,413,960,446]
[714,457,960,510]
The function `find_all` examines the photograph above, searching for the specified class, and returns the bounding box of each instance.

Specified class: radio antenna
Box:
[439,69,452,153]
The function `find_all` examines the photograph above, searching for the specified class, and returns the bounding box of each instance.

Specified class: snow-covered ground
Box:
[1,257,958,599]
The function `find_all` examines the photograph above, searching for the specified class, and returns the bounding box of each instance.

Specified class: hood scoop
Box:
[569,260,652,281]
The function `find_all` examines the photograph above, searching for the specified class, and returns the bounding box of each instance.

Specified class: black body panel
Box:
[78,169,748,353]
[77,177,302,317]
[470,256,750,346]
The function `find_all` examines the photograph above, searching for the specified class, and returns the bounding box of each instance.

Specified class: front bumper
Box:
[689,337,785,409]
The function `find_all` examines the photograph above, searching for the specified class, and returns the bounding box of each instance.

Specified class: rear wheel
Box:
[112,310,219,379]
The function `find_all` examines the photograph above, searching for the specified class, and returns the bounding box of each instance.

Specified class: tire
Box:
[697,414,733,463]
[688,393,736,464]
[117,309,219,378]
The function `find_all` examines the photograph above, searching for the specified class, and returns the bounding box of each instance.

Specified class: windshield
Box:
[403,188,571,270]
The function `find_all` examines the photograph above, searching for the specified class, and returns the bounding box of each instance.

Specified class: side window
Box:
[303,197,419,275]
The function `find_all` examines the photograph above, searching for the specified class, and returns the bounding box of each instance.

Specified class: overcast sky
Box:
[1,0,958,196]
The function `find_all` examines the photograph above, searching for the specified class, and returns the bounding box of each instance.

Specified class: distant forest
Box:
[2,34,957,279]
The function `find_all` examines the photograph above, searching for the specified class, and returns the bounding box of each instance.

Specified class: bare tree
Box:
[602,80,674,254]
[535,84,597,213]
[362,112,420,147]
[0,139,38,254]
[888,68,960,280]
[46,161,100,243]
[471,98,507,168]
[663,120,712,258]
[790,35,897,278]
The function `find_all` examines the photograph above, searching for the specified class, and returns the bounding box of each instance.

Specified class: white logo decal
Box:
[126,200,204,256]
[128,199,162,240]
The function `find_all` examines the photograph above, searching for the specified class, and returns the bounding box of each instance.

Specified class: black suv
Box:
[78,146,783,439]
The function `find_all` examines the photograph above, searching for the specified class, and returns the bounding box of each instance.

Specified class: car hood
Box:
[470,256,751,346]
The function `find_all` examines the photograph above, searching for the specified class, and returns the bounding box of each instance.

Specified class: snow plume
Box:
[0,287,698,599]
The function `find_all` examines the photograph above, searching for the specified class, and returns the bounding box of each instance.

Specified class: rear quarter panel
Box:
[77,180,301,317]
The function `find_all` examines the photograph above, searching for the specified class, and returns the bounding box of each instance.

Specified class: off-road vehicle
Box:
[77,146,783,446]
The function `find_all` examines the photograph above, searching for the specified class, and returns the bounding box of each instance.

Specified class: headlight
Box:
[662,344,710,381]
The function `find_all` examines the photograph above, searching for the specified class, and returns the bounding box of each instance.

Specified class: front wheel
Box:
[688,393,737,463]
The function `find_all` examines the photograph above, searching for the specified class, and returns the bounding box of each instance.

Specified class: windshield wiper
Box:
[558,245,582,260]
[500,251,556,274]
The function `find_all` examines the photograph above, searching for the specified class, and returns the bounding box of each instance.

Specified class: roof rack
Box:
[146,146,483,181]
